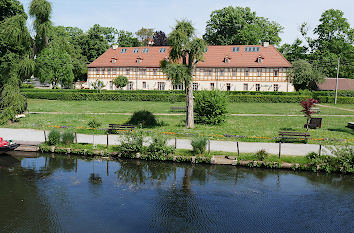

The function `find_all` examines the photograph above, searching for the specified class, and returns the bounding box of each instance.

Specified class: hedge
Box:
[21,88,354,97]
[228,95,313,103]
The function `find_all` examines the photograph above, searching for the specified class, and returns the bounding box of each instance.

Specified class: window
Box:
[153,69,157,76]
[96,68,100,74]
[120,48,127,53]
[159,48,166,53]
[274,70,279,77]
[136,58,142,63]
[140,69,146,75]
[257,57,262,63]
[245,47,260,52]
[128,81,134,90]
[106,68,111,74]
[113,68,117,75]
[257,69,262,77]
[193,83,198,91]
[142,48,149,53]
[256,84,260,91]
[245,69,249,77]
[133,48,139,53]
[174,84,183,90]
[110,81,113,90]
[205,69,213,76]
[210,83,215,90]
[226,83,231,91]
[142,82,147,89]
[204,48,208,53]
[274,84,279,92]
[111,58,116,63]
[158,82,165,90]
[243,83,248,91]
[232,47,240,52]
[100,68,104,75]
[220,69,224,77]
[224,57,230,63]
[126,68,130,75]
[233,69,237,76]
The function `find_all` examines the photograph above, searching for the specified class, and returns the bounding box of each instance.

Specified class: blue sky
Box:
[19,0,353,45]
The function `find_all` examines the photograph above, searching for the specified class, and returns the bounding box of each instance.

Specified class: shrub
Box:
[191,136,208,155]
[113,76,129,89]
[255,149,269,161]
[329,144,354,173]
[195,90,228,125]
[62,131,74,145]
[127,110,158,127]
[146,135,175,158]
[119,130,145,157]
[48,129,61,145]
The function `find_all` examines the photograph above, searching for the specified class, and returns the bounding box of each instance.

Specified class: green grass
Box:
[8,113,353,144]
[27,99,354,115]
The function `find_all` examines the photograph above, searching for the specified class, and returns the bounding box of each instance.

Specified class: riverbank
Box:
[33,143,352,174]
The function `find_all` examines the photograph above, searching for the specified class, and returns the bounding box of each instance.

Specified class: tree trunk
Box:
[186,82,194,128]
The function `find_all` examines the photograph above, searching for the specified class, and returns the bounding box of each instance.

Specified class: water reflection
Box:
[0,153,353,233]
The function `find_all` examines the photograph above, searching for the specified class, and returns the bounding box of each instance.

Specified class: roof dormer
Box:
[111,57,117,63]
[136,56,143,63]
[256,55,264,63]
[224,56,231,63]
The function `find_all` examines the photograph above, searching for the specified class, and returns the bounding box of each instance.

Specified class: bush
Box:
[191,136,208,155]
[62,131,74,145]
[127,110,158,127]
[255,149,269,161]
[119,130,145,157]
[146,135,175,158]
[195,90,228,125]
[329,144,354,173]
[48,129,61,145]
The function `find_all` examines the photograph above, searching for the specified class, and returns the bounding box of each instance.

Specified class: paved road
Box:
[1,128,333,156]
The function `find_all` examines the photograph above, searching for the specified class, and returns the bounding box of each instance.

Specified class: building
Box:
[317,78,354,91]
[87,43,294,92]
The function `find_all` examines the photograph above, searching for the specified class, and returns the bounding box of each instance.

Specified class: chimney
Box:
[112,44,118,50]
[263,42,269,48]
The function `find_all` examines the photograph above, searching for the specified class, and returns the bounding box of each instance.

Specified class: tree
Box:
[0,0,33,124]
[91,80,105,92]
[117,30,140,47]
[203,6,283,46]
[288,59,325,90]
[35,45,74,88]
[112,76,128,89]
[136,27,154,46]
[29,0,52,54]
[88,119,101,145]
[153,31,168,46]
[301,9,354,78]
[300,98,319,131]
[161,20,207,128]
[279,39,309,63]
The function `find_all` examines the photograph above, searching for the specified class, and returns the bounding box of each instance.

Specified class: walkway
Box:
[1,128,332,156]
[317,104,354,113]
[28,112,354,117]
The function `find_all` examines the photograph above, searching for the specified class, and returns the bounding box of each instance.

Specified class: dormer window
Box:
[136,57,143,63]
[257,56,263,63]
[133,48,140,53]
[159,48,166,53]
[142,48,149,53]
[120,48,127,53]
[232,47,240,52]
[224,56,230,63]
[111,57,117,63]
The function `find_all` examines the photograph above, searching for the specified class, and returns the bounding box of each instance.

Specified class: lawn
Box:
[7,113,353,144]
[27,99,354,115]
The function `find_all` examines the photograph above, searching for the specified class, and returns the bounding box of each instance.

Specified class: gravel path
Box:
[0,128,333,156]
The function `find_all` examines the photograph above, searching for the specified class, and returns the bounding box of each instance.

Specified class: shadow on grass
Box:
[327,128,354,135]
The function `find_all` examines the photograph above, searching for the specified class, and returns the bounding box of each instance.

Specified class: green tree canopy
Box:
[35,44,74,88]
[203,6,283,46]
[117,30,140,47]
[302,9,354,78]
[288,59,325,90]
[136,27,154,46]
[279,39,309,63]
[113,75,129,89]
[0,0,26,21]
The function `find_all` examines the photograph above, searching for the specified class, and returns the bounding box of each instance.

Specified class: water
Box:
[0,153,353,233]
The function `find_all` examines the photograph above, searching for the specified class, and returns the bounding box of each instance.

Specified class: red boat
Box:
[0,138,20,152]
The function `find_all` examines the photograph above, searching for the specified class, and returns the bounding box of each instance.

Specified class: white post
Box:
[335,57,340,105]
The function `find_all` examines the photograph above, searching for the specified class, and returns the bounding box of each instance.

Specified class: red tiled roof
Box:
[317,78,354,90]
[88,45,292,68]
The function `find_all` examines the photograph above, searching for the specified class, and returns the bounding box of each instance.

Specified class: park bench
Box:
[170,106,186,112]
[346,122,354,130]
[304,117,322,129]
[108,124,136,134]
[278,131,311,142]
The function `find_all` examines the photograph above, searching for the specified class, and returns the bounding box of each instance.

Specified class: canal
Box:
[0,153,353,232]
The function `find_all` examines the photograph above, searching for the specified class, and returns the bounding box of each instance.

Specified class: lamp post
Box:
[335,57,340,105]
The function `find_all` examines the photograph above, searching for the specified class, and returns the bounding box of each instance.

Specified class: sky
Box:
[19,0,354,45]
